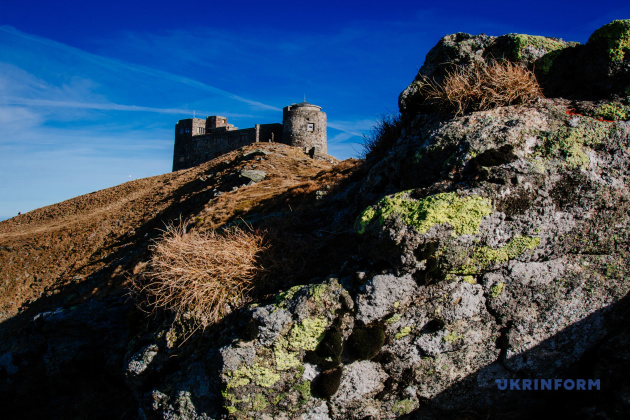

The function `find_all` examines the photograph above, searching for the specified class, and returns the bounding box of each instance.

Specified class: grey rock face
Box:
[355,273,417,324]
[329,361,387,418]
[239,169,267,183]
[251,305,292,346]
[126,344,159,376]
[440,281,485,323]
[398,30,583,118]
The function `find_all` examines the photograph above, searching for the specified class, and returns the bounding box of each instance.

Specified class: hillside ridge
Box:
[1,19,630,420]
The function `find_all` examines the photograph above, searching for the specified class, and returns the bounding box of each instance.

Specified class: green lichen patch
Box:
[252,393,268,411]
[443,330,464,343]
[511,34,567,63]
[288,317,328,351]
[307,282,332,305]
[272,337,302,371]
[356,206,377,234]
[222,389,251,415]
[462,275,476,284]
[456,236,540,275]
[274,280,340,310]
[294,380,312,402]
[538,119,615,169]
[491,282,505,298]
[595,103,630,121]
[274,284,303,307]
[392,398,416,415]
[357,191,493,237]
[227,363,281,389]
[386,313,402,324]
[588,19,630,62]
[395,326,413,340]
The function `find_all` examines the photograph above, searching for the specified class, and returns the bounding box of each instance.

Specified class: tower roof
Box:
[285,102,322,111]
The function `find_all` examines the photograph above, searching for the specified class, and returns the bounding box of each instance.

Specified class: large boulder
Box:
[541,19,630,99]
[400,20,630,119]
[398,32,573,118]
[354,97,630,416]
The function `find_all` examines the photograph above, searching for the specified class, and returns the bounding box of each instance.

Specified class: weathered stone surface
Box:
[242,149,271,160]
[239,169,267,183]
[398,32,574,118]
[328,360,387,417]
[355,273,417,324]
[251,305,292,346]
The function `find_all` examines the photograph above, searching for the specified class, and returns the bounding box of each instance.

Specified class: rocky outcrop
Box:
[3,20,630,420]
[129,38,630,420]
[400,19,630,118]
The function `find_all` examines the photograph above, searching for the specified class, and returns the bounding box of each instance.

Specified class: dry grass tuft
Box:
[136,223,267,328]
[421,61,543,116]
[361,113,403,160]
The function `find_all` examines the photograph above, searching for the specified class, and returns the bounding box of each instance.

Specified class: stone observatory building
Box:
[172,102,327,171]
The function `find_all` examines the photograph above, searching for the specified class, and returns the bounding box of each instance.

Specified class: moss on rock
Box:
[312,366,343,398]
[511,34,567,63]
[456,236,540,275]
[357,191,493,237]
[288,317,328,351]
[392,398,416,415]
[538,119,616,169]
[307,327,343,370]
[588,19,630,62]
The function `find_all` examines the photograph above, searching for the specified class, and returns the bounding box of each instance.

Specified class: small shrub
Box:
[136,223,266,328]
[361,113,403,159]
[420,61,543,116]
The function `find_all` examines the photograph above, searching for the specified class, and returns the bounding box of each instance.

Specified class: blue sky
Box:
[1,1,629,221]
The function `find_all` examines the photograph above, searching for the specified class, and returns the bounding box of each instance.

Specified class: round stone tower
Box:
[282,102,327,156]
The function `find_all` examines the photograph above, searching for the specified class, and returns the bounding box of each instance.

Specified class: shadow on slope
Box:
[0,145,364,419]
[403,289,630,419]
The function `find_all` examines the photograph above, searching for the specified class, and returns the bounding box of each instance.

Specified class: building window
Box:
[307,123,314,132]
[198,127,205,134]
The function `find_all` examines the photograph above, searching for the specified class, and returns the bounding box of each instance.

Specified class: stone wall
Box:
[172,123,283,171]
[173,103,327,171]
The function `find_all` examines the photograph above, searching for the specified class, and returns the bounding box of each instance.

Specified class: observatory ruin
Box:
[173,102,327,171]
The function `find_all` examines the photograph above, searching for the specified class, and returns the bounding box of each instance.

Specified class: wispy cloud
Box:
[4,97,198,115]
[0,25,282,112]
[328,119,376,137]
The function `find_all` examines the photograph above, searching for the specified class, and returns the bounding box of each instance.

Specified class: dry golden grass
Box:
[421,61,543,116]
[135,222,267,328]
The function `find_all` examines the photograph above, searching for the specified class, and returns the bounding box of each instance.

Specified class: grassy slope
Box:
[0,143,358,322]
